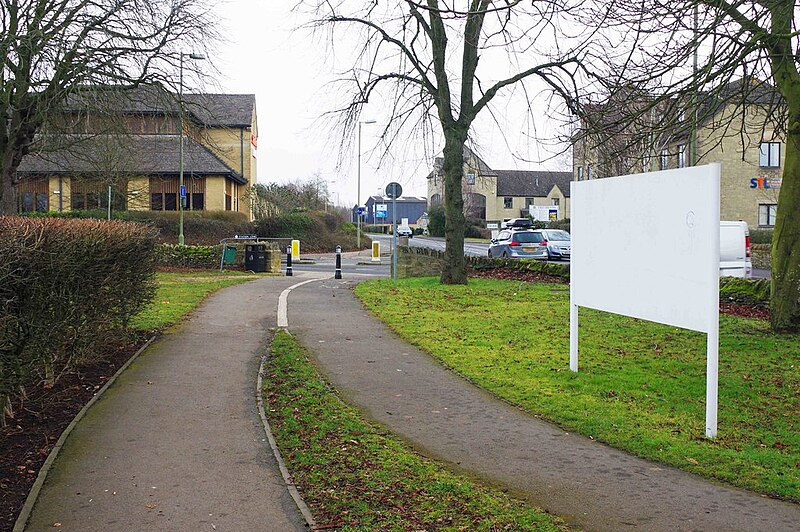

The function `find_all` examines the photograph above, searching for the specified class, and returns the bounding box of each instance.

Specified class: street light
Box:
[357,119,376,249]
[178,52,206,246]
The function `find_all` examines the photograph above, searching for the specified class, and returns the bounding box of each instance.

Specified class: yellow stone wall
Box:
[205,176,226,211]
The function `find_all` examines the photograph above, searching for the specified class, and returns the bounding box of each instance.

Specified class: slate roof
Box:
[495,169,573,197]
[18,134,246,184]
[430,146,498,178]
[63,85,255,128]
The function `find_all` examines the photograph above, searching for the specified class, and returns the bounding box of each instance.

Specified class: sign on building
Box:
[375,204,388,218]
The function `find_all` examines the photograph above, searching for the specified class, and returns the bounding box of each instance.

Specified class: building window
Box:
[525,197,535,206]
[503,197,513,209]
[587,164,593,179]
[552,198,560,206]
[677,144,686,168]
[759,142,781,168]
[149,177,178,211]
[659,149,668,170]
[466,173,476,185]
[17,177,49,213]
[759,204,777,227]
[577,167,583,180]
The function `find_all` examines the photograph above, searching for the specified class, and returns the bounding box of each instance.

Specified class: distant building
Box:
[573,78,784,229]
[16,84,257,218]
[354,195,428,225]
[426,147,571,224]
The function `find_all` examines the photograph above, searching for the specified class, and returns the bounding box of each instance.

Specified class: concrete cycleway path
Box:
[286,278,800,532]
[22,275,322,532]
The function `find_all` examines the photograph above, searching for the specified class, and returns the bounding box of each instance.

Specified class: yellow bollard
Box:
[372,241,381,262]
[291,239,300,260]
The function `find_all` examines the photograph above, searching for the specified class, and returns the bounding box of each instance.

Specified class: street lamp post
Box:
[178,52,205,246]
[357,119,376,249]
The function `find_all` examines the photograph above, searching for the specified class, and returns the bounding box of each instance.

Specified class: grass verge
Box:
[130,271,260,331]
[355,277,800,501]
[264,330,566,531]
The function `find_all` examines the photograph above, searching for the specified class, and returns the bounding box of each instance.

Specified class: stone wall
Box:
[751,243,771,270]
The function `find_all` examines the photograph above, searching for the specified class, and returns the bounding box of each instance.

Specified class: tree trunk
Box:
[440,127,468,284]
[770,118,800,332]
[0,158,19,214]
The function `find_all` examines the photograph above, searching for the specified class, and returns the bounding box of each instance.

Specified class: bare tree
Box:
[300,1,608,284]
[0,0,216,214]
[572,0,799,331]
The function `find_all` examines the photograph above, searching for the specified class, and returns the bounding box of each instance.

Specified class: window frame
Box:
[677,144,686,168]
[759,142,781,168]
[503,197,513,209]
[758,203,778,227]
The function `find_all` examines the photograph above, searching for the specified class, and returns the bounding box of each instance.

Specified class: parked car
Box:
[396,225,413,238]
[538,229,571,260]
[489,229,548,259]
[720,221,752,278]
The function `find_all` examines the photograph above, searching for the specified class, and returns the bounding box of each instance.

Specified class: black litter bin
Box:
[245,243,267,272]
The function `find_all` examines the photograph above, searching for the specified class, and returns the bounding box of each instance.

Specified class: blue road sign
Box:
[179,185,187,198]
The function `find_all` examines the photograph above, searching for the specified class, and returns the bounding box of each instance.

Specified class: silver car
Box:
[539,229,571,260]
[488,228,571,260]
[488,229,548,259]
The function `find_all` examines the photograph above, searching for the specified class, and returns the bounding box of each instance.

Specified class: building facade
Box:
[16,84,258,218]
[573,80,784,229]
[354,195,428,225]
[427,147,571,224]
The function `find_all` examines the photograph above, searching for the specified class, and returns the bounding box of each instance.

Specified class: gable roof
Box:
[495,169,572,197]
[18,134,246,184]
[63,85,255,129]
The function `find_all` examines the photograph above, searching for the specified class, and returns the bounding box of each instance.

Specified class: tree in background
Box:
[247,175,330,219]
[0,0,216,213]
[574,0,799,331]
[301,1,611,284]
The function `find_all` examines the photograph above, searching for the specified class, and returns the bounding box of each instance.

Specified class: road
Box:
[368,233,770,278]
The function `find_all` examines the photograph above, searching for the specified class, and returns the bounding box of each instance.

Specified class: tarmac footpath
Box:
[22,275,312,532]
[287,278,800,532]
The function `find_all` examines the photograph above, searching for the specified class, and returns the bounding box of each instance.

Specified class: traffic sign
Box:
[356,206,364,215]
[179,185,187,198]
[385,182,402,199]
[375,204,387,218]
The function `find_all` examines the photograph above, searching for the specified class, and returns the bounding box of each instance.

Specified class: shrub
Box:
[0,217,157,424]
[719,277,770,307]
[547,218,571,232]
[749,229,772,244]
[427,205,446,237]
[155,244,219,268]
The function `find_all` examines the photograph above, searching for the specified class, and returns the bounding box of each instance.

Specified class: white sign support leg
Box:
[570,303,579,372]
[705,327,719,438]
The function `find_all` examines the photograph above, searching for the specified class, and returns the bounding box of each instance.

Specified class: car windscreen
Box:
[544,230,570,241]
[513,232,541,243]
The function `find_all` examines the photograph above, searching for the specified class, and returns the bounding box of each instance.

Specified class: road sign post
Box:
[385,182,402,280]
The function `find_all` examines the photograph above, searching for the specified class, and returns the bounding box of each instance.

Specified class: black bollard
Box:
[334,245,342,279]
[286,246,293,276]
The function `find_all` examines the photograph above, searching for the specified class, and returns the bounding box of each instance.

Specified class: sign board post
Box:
[571,164,721,438]
[385,182,402,280]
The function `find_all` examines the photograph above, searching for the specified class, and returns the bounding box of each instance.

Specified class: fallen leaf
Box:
[686,457,699,465]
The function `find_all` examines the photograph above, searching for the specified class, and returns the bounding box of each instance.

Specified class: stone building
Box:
[16,84,258,218]
[573,79,784,229]
[426,147,571,225]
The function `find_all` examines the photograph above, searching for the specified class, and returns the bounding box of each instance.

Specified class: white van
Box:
[720,221,752,278]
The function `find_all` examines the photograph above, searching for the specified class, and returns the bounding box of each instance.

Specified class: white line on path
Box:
[277,276,330,328]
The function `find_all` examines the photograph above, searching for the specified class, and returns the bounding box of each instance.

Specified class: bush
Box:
[547,218,571,232]
[255,211,367,252]
[749,229,772,244]
[0,217,157,424]
[428,205,446,237]
[155,244,219,268]
[719,277,770,307]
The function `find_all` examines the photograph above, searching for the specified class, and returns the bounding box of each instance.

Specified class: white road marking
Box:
[277,276,330,328]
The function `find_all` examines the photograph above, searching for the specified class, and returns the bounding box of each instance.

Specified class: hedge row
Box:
[0,217,157,425]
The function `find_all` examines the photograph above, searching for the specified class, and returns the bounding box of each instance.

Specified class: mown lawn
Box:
[265,330,566,531]
[355,277,800,500]
[130,271,260,331]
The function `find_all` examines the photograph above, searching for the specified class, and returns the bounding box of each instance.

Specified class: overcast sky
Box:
[207,1,572,207]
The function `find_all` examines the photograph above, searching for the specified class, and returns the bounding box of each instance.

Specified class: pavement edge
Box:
[12,335,158,532]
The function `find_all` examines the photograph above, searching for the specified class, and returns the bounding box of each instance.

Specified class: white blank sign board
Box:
[570,165,720,332]
[570,164,721,437]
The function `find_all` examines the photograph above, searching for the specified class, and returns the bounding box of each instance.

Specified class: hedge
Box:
[0,217,157,425]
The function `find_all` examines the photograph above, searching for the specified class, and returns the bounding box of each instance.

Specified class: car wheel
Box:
[502,251,508,258]
[488,249,493,258]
